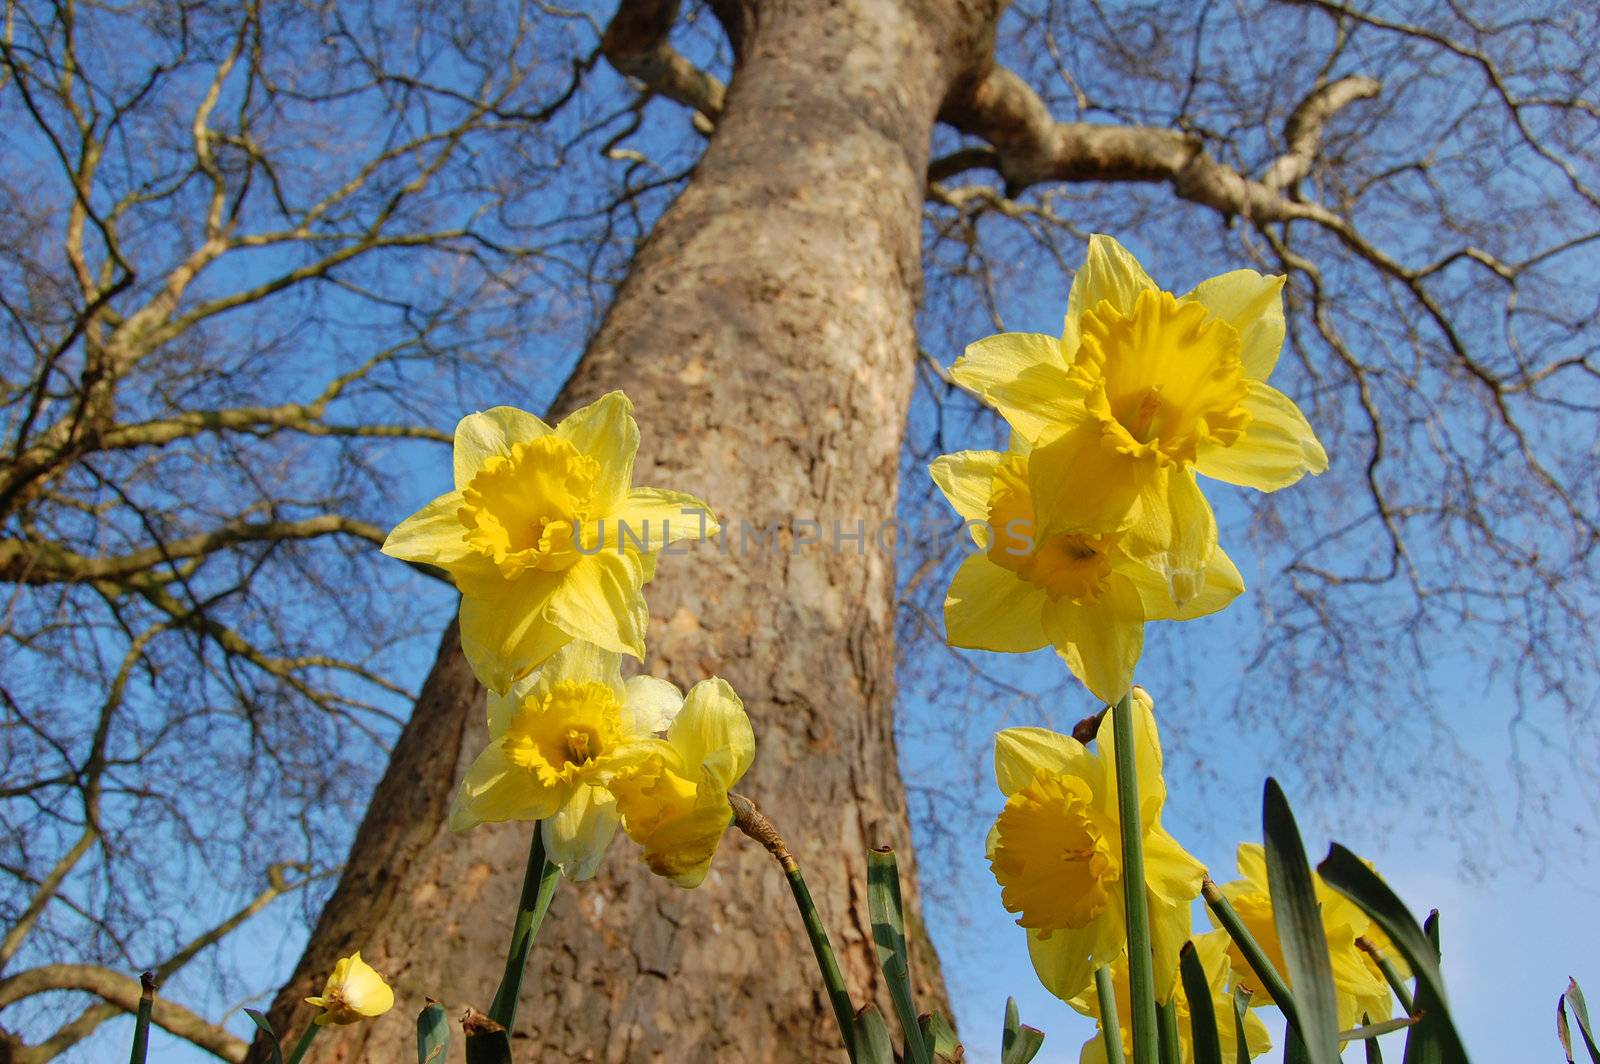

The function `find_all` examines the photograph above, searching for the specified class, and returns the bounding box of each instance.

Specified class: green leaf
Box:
[463,1008,512,1064]
[1001,997,1046,1064]
[1179,942,1222,1064]
[418,1000,451,1064]
[244,1009,284,1064]
[853,1005,898,1064]
[1363,1013,1386,1064]
[1316,846,1469,1064]
[1230,989,1252,1064]
[1567,979,1600,1064]
[1230,989,1253,1064]
[1261,779,1341,1064]
[868,848,931,1064]
[1341,1016,1416,1041]
[918,1011,961,1061]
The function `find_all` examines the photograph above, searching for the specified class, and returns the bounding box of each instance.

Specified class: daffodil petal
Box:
[1026,914,1124,1003]
[543,550,649,659]
[538,639,625,692]
[1194,380,1327,491]
[449,741,559,831]
[1181,269,1286,380]
[944,553,1050,654]
[1065,234,1158,357]
[670,677,754,789]
[542,785,622,881]
[929,450,1005,537]
[1028,420,1149,537]
[381,491,476,569]
[339,954,395,1018]
[1125,466,1218,607]
[951,333,1088,442]
[993,726,1089,796]
[611,487,719,551]
[554,391,638,512]
[453,406,551,490]
[1041,576,1145,706]
[1121,544,1244,622]
[639,800,734,888]
[623,674,684,735]
[459,570,570,694]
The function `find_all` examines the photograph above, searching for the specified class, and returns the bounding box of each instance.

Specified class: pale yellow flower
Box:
[304,951,393,1027]
[931,444,1242,702]
[950,235,1325,604]
[383,391,718,692]
[1209,843,1400,1030]
[1070,930,1273,1064]
[988,691,1204,1002]
[449,640,684,880]
[608,677,755,888]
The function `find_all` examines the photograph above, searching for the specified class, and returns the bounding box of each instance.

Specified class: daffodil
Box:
[382,391,718,692]
[608,677,755,888]
[304,951,394,1026]
[1208,843,1401,1029]
[931,445,1243,702]
[1070,930,1272,1064]
[988,690,1204,1002]
[449,640,684,880]
[950,235,1326,603]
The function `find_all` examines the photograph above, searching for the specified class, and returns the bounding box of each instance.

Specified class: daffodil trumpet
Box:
[486,823,561,1034]
[728,792,859,1061]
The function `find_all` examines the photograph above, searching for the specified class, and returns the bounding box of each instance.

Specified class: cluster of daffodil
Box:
[138,240,1489,1064]
[933,238,1468,1064]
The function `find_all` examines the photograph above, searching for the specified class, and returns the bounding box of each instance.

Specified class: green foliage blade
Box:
[1261,779,1341,1064]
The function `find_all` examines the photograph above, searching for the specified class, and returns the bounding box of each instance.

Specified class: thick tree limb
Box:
[0,966,246,1062]
[936,64,1379,219]
[602,0,725,128]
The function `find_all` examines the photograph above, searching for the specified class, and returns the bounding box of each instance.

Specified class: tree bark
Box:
[255,2,992,1059]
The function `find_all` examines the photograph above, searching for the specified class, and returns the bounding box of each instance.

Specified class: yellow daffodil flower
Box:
[950,235,1326,603]
[1209,843,1401,1030]
[1070,930,1272,1064]
[608,677,755,888]
[988,691,1204,1002]
[931,445,1243,702]
[449,640,684,880]
[382,391,718,692]
[304,951,394,1026]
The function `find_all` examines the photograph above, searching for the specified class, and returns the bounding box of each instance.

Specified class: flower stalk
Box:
[1200,877,1299,1028]
[730,791,856,1061]
[127,972,155,1064]
[1356,935,1416,1014]
[1094,965,1126,1064]
[1110,690,1159,1064]
[487,823,560,1032]
[283,1024,319,1064]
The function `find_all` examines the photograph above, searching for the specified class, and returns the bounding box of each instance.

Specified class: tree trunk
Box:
[256,3,991,1059]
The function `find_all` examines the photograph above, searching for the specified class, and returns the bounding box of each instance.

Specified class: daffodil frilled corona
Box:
[304,951,394,1027]
[931,444,1243,702]
[1208,843,1407,1030]
[950,235,1326,604]
[987,690,1204,1001]
[608,677,755,887]
[382,392,718,692]
[1069,930,1272,1064]
[449,640,686,879]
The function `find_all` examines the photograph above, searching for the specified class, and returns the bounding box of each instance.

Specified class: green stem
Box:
[1356,937,1416,1015]
[729,792,856,1062]
[1094,965,1127,1064]
[283,1024,319,1064]
[786,865,858,1061]
[1155,997,1180,1064]
[1201,878,1300,1030]
[1110,690,1158,1064]
[486,822,560,1033]
[127,972,155,1064]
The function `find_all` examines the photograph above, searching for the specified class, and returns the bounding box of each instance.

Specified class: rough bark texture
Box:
[253,2,995,1061]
